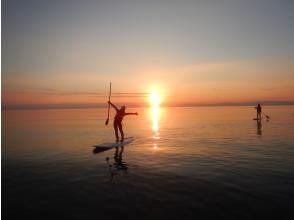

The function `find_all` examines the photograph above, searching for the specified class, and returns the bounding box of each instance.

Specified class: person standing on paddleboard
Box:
[108,101,138,142]
[255,103,262,120]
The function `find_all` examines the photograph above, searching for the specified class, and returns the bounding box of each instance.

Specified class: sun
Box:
[149,90,161,107]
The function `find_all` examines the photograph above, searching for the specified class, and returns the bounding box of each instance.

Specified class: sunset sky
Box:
[2,0,294,108]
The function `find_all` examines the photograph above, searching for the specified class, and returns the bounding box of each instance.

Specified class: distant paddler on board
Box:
[254,103,270,121]
[255,103,262,121]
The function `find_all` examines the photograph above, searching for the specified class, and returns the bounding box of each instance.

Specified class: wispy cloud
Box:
[260,86,294,91]
[9,88,150,98]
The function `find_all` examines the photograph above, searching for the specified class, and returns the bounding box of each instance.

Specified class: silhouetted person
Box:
[255,103,262,121]
[108,101,138,142]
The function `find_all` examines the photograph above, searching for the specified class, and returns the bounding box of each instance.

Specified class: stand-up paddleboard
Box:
[93,137,134,149]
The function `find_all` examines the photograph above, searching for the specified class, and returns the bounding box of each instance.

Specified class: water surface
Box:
[3,106,294,219]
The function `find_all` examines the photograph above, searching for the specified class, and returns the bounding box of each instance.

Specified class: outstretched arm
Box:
[125,112,138,116]
[108,101,119,111]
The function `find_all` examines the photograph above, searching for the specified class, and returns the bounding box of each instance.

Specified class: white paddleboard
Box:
[93,137,134,148]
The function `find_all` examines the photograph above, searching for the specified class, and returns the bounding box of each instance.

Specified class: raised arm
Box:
[125,112,138,116]
[108,101,119,111]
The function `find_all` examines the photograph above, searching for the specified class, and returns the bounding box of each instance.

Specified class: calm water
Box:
[3,106,294,219]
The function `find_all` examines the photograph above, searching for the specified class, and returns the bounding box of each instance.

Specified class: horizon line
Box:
[2,101,294,110]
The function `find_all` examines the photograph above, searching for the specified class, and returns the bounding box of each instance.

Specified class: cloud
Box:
[8,88,150,98]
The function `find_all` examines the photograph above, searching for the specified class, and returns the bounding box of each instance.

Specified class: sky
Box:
[2,0,294,108]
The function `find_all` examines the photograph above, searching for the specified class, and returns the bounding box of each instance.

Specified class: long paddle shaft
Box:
[105,82,112,125]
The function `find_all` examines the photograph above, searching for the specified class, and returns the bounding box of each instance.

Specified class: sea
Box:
[2,106,294,219]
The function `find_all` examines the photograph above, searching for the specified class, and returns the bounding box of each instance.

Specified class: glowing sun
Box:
[149,90,161,107]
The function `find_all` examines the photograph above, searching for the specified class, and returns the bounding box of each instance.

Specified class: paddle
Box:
[262,112,270,120]
[105,82,112,125]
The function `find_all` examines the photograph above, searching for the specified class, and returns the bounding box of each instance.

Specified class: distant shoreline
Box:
[2,101,294,111]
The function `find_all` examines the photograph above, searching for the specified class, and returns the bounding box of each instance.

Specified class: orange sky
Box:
[3,59,294,107]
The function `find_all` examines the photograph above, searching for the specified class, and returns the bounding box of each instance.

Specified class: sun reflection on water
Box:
[149,89,161,150]
[152,106,160,140]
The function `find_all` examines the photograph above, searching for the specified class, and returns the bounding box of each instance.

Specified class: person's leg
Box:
[118,123,124,141]
[114,122,119,142]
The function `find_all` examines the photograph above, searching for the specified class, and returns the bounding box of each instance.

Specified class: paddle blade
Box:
[105,118,109,125]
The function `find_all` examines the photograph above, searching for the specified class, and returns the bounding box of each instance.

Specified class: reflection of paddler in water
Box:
[108,101,138,142]
[113,146,128,171]
[256,119,262,135]
[106,146,128,181]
